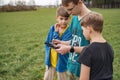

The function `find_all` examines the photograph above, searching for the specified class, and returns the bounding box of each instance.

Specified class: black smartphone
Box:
[44,42,59,49]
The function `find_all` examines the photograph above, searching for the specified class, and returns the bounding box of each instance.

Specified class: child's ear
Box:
[56,16,58,19]
[56,16,59,21]
[89,26,93,33]
[87,26,92,33]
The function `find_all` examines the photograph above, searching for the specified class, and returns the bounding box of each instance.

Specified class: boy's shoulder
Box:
[87,42,112,50]
[49,25,55,29]
[71,16,79,24]
[51,24,55,27]
[72,16,78,20]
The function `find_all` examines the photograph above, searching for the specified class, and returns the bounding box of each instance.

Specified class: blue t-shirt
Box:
[67,16,90,77]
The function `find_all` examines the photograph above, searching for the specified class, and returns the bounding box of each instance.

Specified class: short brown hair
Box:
[56,6,70,17]
[62,0,79,6]
[81,12,103,33]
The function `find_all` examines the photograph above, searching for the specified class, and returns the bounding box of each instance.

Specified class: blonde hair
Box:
[81,12,103,33]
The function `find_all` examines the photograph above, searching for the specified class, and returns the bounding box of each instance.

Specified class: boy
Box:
[78,12,114,80]
[52,0,91,80]
[44,6,72,80]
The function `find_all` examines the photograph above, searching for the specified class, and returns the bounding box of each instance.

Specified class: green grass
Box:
[0,8,120,80]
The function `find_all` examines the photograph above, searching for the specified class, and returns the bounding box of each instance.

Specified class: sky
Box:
[1,0,62,6]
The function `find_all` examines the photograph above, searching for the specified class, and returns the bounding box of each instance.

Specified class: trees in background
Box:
[0,0,120,12]
[0,0,36,12]
[85,0,120,8]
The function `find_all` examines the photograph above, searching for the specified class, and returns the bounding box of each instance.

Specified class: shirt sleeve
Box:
[78,47,91,67]
[53,31,59,39]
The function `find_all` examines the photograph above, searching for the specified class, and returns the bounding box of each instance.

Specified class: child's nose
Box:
[62,19,66,23]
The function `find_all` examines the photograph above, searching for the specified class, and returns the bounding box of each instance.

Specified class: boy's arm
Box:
[61,40,70,45]
[53,24,60,39]
[53,31,59,39]
[55,44,84,55]
[79,64,90,80]
[74,46,84,53]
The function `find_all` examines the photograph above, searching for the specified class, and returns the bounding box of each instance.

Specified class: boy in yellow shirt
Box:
[44,6,72,80]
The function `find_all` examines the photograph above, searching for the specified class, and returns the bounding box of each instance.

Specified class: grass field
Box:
[0,8,120,80]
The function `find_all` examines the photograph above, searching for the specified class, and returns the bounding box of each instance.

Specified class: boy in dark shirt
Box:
[78,12,114,80]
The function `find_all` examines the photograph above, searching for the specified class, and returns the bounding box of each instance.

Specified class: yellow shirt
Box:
[50,49,58,68]
[50,25,68,68]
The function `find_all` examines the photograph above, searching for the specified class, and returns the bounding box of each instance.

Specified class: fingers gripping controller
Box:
[45,42,59,49]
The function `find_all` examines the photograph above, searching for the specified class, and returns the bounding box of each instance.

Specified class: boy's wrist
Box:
[66,46,71,53]
[70,46,74,53]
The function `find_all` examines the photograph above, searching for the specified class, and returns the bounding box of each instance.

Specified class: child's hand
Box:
[55,23,60,31]
[52,39,61,44]
[55,44,70,55]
